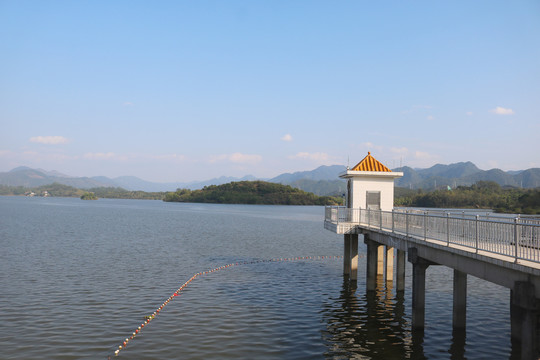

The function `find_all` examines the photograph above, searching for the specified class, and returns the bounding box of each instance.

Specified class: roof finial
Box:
[368,151,371,155]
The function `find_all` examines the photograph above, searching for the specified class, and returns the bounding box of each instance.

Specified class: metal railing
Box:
[325,206,540,264]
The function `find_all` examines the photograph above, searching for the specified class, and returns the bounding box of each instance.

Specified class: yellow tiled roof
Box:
[351,152,392,172]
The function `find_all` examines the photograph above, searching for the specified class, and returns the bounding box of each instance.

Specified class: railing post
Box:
[392,209,395,233]
[406,210,409,237]
[379,210,382,230]
[462,211,465,238]
[368,208,371,228]
[475,215,479,254]
[514,217,519,263]
[446,213,450,246]
[424,211,427,240]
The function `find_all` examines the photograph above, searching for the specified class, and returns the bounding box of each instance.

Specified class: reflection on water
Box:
[450,329,466,360]
[321,273,489,360]
[322,275,418,359]
[321,263,520,360]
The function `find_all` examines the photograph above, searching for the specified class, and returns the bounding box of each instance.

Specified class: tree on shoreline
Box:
[81,192,98,200]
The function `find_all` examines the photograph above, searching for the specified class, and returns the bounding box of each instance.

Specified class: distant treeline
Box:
[88,187,165,200]
[395,181,540,214]
[2,180,538,213]
[0,183,166,200]
[0,183,85,197]
[163,180,343,205]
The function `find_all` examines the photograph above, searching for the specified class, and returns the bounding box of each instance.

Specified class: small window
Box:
[366,191,380,210]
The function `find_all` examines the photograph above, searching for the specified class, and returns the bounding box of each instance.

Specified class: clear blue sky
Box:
[1,1,539,182]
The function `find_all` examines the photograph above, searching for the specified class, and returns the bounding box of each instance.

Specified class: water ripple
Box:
[0,197,514,359]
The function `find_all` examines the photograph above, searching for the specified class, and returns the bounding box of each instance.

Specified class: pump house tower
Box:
[340,152,403,211]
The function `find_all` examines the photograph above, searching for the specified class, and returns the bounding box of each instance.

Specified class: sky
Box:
[1,1,539,182]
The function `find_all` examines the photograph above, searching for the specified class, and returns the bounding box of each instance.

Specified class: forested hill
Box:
[395,181,540,214]
[163,181,343,205]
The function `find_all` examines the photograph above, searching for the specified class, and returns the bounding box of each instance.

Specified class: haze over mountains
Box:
[1,162,539,196]
[0,166,258,192]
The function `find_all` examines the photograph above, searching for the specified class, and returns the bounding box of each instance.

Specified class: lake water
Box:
[0,196,515,359]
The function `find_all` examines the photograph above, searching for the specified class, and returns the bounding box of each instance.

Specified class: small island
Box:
[81,192,98,200]
[163,180,343,205]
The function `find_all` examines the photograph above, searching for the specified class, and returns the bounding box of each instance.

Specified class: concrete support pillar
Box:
[350,234,359,282]
[343,235,351,276]
[377,245,385,275]
[510,290,523,341]
[408,248,431,330]
[365,236,378,291]
[396,249,406,292]
[452,270,467,330]
[511,282,539,360]
[411,261,428,330]
[386,247,394,282]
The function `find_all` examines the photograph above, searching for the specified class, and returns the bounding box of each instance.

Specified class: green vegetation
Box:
[6,179,535,213]
[395,181,540,214]
[0,185,30,196]
[0,183,166,200]
[0,181,341,205]
[87,187,165,200]
[80,192,98,200]
[0,183,88,197]
[37,183,86,197]
[163,181,343,205]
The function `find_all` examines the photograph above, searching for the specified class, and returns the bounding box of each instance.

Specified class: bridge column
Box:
[365,236,378,291]
[386,247,394,282]
[343,235,351,276]
[377,245,385,276]
[511,282,539,360]
[350,234,359,282]
[408,247,434,330]
[396,249,406,292]
[452,270,467,330]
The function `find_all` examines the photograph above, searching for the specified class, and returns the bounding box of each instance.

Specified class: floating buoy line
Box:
[108,255,343,358]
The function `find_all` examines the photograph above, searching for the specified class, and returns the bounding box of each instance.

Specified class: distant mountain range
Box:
[393,162,540,190]
[0,166,258,192]
[268,165,347,196]
[1,162,539,195]
[269,162,540,195]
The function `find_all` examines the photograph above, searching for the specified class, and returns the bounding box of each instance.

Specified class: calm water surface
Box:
[0,197,514,359]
